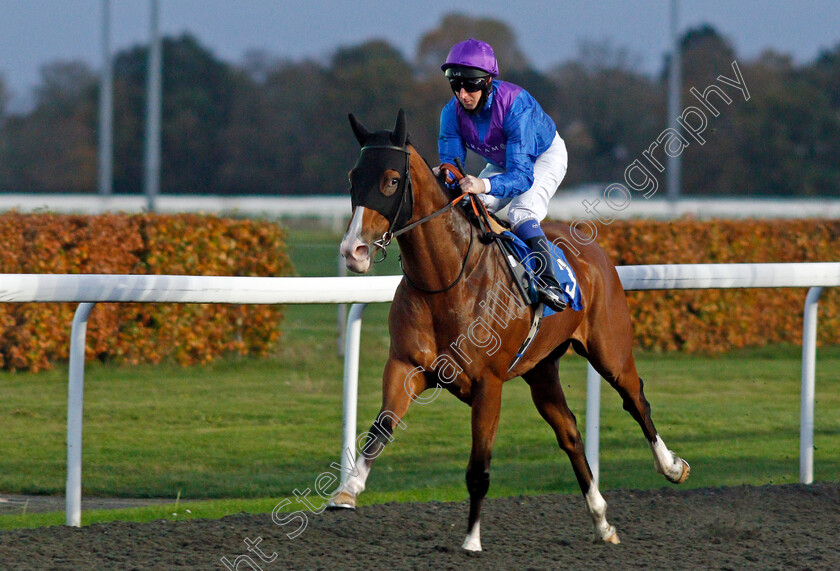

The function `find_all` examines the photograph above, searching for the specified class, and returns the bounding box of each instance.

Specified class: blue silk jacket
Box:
[438,80,557,199]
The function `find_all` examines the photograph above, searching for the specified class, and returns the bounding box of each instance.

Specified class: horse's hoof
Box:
[462,522,482,551]
[603,531,620,544]
[671,458,690,484]
[327,491,357,509]
[461,538,482,552]
[594,525,620,545]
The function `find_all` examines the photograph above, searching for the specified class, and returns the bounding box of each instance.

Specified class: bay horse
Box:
[336,109,689,551]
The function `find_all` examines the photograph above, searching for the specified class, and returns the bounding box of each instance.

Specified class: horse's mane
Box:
[409,140,512,235]
[407,138,463,201]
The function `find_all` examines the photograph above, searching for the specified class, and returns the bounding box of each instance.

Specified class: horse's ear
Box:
[348,113,370,146]
[391,108,407,148]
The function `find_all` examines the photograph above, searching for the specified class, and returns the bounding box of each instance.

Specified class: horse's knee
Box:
[621,395,650,417]
[371,415,395,441]
[559,429,584,454]
[548,411,583,454]
[465,467,490,498]
[360,411,407,458]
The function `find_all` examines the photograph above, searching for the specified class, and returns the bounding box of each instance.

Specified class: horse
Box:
[336,109,689,551]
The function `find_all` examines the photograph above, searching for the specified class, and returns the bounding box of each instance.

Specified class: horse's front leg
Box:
[462,378,503,552]
[330,358,426,509]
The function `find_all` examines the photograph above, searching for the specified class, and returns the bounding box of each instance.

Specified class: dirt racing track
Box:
[1,482,838,570]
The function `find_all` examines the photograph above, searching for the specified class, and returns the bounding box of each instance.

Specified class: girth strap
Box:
[508,303,545,372]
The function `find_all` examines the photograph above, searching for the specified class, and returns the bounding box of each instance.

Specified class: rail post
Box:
[800,286,823,484]
[585,363,602,486]
[340,303,367,485]
[66,302,96,527]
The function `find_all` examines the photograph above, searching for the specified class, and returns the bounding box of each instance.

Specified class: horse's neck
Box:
[396,153,474,290]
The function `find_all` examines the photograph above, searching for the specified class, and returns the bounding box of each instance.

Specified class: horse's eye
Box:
[381,170,400,196]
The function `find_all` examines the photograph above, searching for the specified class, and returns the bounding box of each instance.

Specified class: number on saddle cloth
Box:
[500,233,583,316]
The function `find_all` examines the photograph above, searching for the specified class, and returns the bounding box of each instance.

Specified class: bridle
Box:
[351,143,475,293]
[353,143,414,253]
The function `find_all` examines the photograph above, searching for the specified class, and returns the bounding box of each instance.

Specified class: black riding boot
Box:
[524,236,567,312]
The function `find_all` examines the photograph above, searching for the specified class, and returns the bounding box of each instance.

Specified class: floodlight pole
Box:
[143,0,162,211]
[666,0,681,206]
[98,0,113,196]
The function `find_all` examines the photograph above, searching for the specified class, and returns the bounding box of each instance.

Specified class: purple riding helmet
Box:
[441,38,499,77]
[442,39,498,113]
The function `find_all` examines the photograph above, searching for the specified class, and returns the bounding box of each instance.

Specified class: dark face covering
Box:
[348,110,413,232]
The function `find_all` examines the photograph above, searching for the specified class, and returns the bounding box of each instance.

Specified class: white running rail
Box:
[0,261,837,526]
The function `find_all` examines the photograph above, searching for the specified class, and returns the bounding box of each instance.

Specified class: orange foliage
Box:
[2,214,837,369]
[592,219,840,353]
[0,212,292,371]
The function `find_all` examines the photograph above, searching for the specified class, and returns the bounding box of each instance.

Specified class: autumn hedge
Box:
[0,212,292,371]
[1,214,838,371]
[589,218,840,353]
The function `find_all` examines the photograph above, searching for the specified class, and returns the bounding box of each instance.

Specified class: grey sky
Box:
[1,0,838,112]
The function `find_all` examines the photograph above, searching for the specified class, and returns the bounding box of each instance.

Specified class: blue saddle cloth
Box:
[502,231,583,315]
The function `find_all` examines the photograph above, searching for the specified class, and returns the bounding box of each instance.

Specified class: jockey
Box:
[438,38,569,312]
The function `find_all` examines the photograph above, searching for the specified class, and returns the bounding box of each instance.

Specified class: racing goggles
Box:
[448,76,489,93]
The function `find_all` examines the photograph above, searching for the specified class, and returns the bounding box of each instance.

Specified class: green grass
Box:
[0,223,838,530]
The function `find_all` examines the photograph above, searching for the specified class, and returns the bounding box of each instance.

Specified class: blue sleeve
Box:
[485,95,538,199]
[438,99,466,166]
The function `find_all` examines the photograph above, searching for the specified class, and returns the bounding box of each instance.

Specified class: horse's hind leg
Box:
[523,359,619,544]
[579,303,690,484]
[330,358,424,509]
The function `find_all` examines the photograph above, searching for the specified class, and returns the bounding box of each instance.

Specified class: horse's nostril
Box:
[354,244,369,259]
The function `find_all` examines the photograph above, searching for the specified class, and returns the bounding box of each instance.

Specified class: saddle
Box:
[438,163,571,372]
[438,163,546,310]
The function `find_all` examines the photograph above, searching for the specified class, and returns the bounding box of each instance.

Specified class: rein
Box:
[400,219,475,294]
[382,189,478,294]
[360,146,478,294]
[376,190,470,244]
[369,157,470,260]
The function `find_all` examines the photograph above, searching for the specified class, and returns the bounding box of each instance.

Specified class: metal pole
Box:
[340,303,367,485]
[585,363,601,486]
[144,0,162,211]
[800,286,823,484]
[337,256,347,356]
[66,302,96,527]
[666,0,681,207]
[98,0,113,196]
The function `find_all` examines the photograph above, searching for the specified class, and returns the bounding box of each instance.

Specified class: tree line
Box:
[1,13,838,197]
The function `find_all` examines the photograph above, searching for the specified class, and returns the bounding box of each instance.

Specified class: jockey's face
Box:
[457,88,482,111]
[454,77,490,112]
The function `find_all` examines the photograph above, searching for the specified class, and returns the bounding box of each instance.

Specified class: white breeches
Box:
[477,132,568,230]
